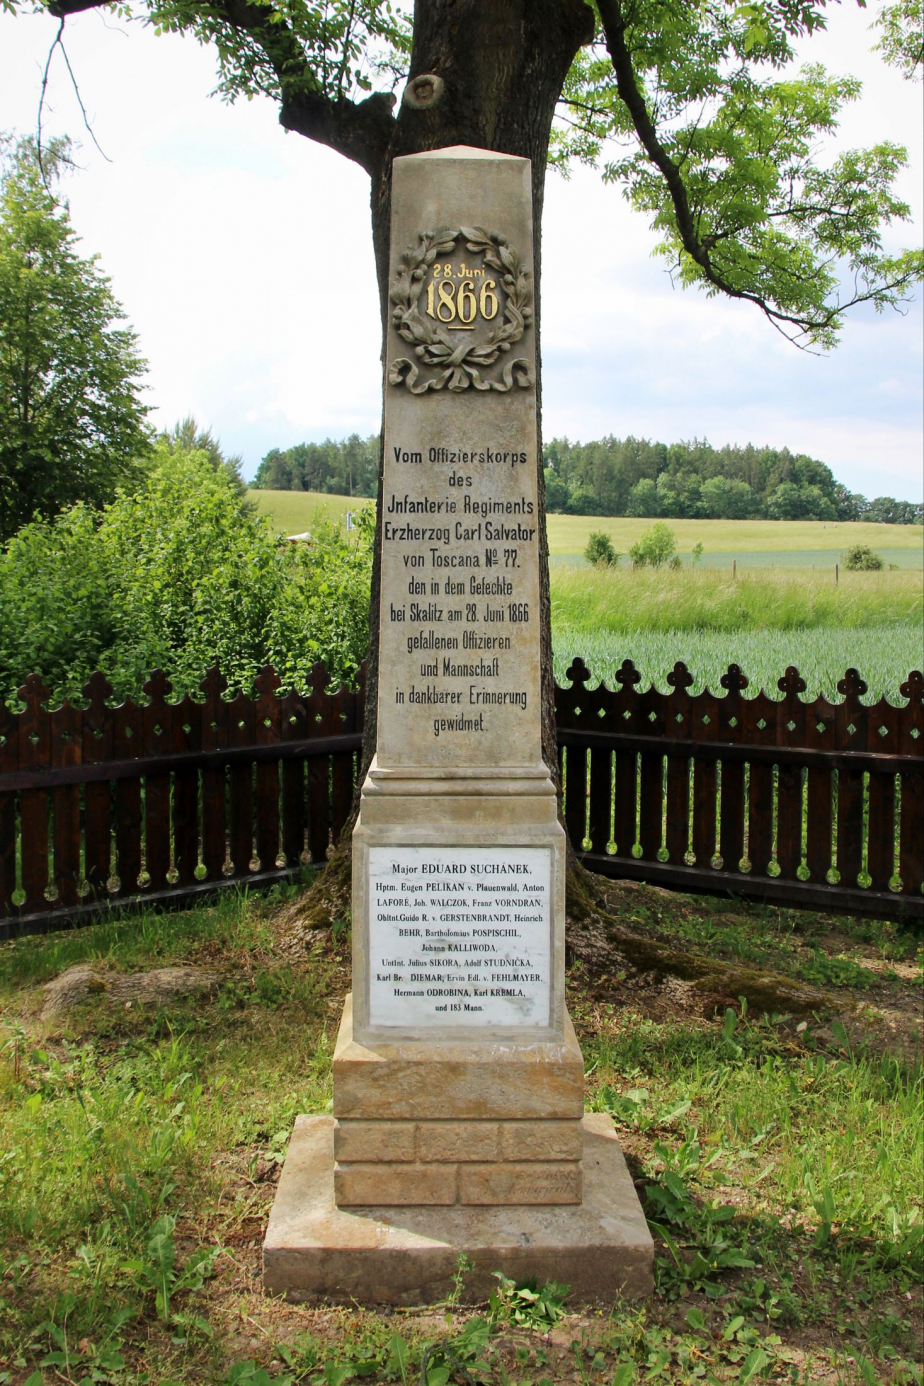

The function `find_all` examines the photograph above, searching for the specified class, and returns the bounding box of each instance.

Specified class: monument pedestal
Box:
[263,1110,653,1304]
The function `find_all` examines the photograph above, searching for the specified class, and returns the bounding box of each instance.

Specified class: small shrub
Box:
[629,521,677,568]
[584,531,619,566]
[842,543,884,571]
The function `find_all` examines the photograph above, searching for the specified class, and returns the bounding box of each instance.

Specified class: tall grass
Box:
[553,624,922,701]
[550,565,922,633]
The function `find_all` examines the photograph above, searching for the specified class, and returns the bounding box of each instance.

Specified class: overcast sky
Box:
[1,5,922,499]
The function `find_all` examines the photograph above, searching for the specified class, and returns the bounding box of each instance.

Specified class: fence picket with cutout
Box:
[0,699,17,917]
[1,657,921,941]
[200,668,229,883]
[805,694,835,885]
[19,676,51,915]
[114,699,144,898]
[143,671,173,895]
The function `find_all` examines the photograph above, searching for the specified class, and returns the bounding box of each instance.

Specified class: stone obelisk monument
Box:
[264,147,652,1302]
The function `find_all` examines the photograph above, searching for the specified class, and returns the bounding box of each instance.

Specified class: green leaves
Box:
[874,0,924,81]
[121,1213,217,1323]
[557,1,923,347]
[0,443,373,707]
[488,1273,569,1329]
[0,136,150,541]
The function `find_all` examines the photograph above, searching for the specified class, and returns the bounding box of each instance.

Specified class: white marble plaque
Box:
[367,845,552,1030]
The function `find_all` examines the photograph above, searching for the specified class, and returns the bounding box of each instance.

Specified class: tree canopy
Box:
[254,435,379,497]
[0,135,150,540]
[11,0,921,351]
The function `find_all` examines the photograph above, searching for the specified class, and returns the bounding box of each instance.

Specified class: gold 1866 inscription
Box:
[388,226,534,394]
[425,265,499,328]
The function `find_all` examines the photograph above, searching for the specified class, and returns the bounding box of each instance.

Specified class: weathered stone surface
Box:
[264,147,652,1304]
[335,1161,457,1207]
[498,1119,583,1162]
[458,1160,581,1206]
[41,964,220,1019]
[375,149,541,776]
[416,1121,499,1163]
[264,1113,654,1303]
[333,995,584,1121]
[333,1121,416,1164]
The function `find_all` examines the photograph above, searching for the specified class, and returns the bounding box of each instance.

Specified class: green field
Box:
[250,490,923,567]
[551,566,922,698]
[553,624,922,700]
[250,488,372,532]
[544,514,924,561]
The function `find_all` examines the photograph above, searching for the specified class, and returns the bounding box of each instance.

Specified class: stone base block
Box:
[333,994,585,1122]
[333,1117,583,1165]
[263,1113,653,1305]
[335,1157,582,1208]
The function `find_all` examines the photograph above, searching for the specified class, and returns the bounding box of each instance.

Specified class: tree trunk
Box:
[287,0,594,934]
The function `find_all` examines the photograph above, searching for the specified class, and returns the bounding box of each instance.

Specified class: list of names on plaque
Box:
[367,846,552,1030]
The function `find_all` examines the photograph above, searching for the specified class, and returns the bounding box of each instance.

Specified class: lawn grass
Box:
[248,490,924,565]
[1,887,921,1385]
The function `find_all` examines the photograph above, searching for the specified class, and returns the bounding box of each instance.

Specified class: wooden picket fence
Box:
[0,664,364,941]
[557,658,923,921]
[0,657,921,940]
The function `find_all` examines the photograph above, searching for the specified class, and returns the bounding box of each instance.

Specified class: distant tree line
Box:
[252,433,921,525]
[253,436,378,497]
[543,437,922,524]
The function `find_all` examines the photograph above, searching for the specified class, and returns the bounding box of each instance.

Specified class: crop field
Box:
[249,491,923,700]
[553,624,921,701]
[249,489,923,567]
[544,515,924,564]
[551,567,922,700]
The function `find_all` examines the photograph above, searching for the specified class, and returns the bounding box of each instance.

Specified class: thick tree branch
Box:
[595,0,916,343]
[46,0,396,177]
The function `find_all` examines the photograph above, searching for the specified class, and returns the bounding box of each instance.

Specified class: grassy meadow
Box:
[1,885,921,1385]
[249,491,923,569]
[544,516,924,566]
[250,488,372,533]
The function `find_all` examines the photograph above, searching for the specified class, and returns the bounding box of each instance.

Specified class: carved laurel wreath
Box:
[388,226,534,394]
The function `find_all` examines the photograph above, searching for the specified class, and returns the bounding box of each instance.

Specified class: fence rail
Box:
[557,658,923,922]
[0,664,364,941]
[1,658,921,941]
